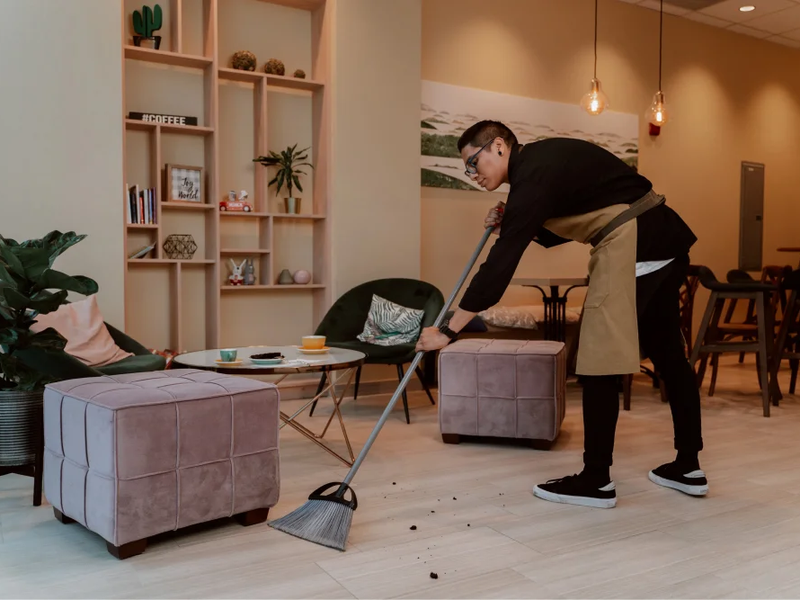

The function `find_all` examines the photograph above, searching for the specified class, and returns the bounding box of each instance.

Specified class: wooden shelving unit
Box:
[121,0,332,353]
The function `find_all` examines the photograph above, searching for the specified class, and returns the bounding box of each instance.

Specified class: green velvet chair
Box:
[16,322,167,380]
[309,278,445,424]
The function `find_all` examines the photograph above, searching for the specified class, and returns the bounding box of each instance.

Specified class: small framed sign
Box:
[129,111,198,126]
[165,164,203,203]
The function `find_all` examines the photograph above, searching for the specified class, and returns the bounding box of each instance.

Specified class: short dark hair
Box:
[457,120,518,152]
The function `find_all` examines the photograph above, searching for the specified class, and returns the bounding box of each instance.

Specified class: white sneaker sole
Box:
[648,471,708,496]
[532,485,617,509]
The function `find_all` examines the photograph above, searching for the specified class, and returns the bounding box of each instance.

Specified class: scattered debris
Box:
[393,482,396,485]
[431,510,435,513]
[467,524,471,527]
[453,497,457,500]
[430,572,439,579]
[410,525,417,530]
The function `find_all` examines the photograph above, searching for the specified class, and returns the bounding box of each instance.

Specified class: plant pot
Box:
[0,389,43,467]
[133,35,162,50]
[284,197,301,214]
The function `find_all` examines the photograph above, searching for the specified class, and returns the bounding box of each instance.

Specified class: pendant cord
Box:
[658,0,663,91]
[593,0,598,79]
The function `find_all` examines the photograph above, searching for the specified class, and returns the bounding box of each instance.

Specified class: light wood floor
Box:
[2,357,800,599]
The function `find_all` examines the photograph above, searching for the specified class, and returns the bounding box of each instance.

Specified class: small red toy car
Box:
[220,190,253,212]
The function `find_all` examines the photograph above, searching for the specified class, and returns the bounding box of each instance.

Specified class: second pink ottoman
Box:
[438,339,566,449]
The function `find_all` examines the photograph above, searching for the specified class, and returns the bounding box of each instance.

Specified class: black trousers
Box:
[583,253,704,469]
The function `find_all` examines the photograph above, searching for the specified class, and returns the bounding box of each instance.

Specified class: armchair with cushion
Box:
[309,278,445,424]
[16,322,166,381]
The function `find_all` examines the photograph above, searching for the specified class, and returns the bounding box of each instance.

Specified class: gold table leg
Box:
[278,367,358,467]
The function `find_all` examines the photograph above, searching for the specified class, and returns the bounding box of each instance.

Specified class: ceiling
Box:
[617,0,800,47]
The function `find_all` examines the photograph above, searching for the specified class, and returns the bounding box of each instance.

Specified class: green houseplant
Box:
[0,231,98,468]
[254,144,313,214]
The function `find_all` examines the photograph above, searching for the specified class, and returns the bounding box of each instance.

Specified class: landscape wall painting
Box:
[421,80,639,192]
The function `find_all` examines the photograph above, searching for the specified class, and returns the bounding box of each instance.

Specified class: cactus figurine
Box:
[264,58,285,76]
[132,4,163,49]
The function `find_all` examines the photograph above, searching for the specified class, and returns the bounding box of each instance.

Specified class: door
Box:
[739,161,765,272]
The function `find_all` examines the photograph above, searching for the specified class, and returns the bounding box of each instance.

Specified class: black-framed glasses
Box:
[464,139,493,176]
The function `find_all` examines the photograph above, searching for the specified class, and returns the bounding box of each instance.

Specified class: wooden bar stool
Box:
[771,269,800,396]
[689,266,781,416]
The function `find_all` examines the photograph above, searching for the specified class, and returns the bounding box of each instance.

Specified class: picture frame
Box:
[165,164,203,203]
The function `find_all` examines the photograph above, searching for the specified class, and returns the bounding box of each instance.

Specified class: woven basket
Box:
[0,389,43,467]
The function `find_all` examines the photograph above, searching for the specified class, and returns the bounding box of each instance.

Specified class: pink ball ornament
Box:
[293,270,311,285]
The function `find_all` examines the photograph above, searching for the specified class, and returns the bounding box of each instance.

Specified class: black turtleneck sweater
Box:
[459,138,697,313]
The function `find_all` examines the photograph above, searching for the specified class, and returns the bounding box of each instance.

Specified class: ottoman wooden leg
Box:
[529,439,554,451]
[235,507,270,527]
[107,539,147,560]
[442,433,461,444]
[53,508,75,524]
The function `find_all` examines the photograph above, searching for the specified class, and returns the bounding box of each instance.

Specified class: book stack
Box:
[126,184,157,224]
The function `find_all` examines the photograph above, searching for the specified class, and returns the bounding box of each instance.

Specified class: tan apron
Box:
[544,205,640,376]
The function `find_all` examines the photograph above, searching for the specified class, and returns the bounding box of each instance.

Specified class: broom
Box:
[269,225,496,551]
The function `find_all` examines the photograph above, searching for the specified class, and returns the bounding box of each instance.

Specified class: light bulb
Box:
[646,91,669,126]
[580,78,609,116]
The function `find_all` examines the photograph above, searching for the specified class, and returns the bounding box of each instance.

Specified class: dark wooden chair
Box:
[705,265,792,397]
[770,269,800,395]
[689,266,780,416]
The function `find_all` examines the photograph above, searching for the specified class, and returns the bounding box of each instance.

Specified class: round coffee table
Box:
[173,345,366,466]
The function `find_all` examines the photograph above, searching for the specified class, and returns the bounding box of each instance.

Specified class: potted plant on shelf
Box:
[0,231,98,476]
[253,144,314,215]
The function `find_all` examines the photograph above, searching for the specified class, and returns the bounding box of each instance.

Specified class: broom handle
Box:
[340,226,495,489]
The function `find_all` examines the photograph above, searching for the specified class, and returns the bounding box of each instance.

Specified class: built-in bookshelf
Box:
[121,0,331,353]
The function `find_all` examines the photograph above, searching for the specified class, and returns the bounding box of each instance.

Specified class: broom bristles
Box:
[269,498,354,551]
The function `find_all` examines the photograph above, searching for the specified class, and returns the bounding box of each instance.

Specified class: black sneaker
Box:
[648,462,708,496]
[532,474,617,509]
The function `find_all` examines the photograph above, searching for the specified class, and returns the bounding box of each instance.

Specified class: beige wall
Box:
[332,0,422,300]
[1,0,125,328]
[421,0,800,313]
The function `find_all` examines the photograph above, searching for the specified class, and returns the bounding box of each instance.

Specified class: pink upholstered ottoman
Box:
[438,339,566,449]
[43,369,280,559]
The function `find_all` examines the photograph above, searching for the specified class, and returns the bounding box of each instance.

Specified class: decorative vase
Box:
[132,35,162,49]
[163,234,197,260]
[0,389,43,467]
[278,269,294,285]
[284,197,301,214]
[293,270,311,285]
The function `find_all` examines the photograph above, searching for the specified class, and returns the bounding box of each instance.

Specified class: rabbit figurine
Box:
[228,259,246,286]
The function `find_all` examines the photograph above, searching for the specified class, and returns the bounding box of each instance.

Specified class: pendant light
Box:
[646,0,669,128]
[580,0,608,116]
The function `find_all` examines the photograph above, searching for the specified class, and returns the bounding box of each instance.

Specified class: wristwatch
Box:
[438,321,459,343]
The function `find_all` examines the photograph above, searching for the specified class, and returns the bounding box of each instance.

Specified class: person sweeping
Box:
[416,120,707,509]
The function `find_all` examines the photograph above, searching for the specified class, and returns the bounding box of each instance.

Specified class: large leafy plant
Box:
[254,144,314,198]
[0,231,98,392]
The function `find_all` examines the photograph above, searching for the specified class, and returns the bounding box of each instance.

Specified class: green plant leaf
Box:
[276,170,285,195]
[0,262,19,290]
[293,175,303,193]
[0,246,25,278]
[34,270,98,295]
[27,327,67,352]
[2,288,31,311]
[0,329,19,345]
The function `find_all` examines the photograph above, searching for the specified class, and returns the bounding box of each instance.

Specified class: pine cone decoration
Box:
[293,69,306,79]
[231,50,257,71]
[264,58,285,76]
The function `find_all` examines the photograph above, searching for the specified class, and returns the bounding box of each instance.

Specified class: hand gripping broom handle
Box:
[339,226,495,490]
